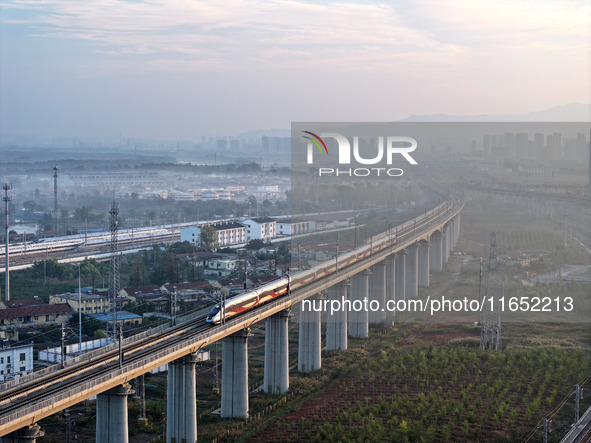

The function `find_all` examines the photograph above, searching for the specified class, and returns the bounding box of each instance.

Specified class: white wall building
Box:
[180,225,202,244]
[276,219,311,236]
[203,259,239,277]
[0,342,34,383]
[211,222,246,246]
[180,222,246,248]
[242,217,276,241]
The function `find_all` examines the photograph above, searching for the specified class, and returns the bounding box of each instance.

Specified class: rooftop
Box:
[2,297,45,308]
[212,222,245,231]
[0,304,72,320]
[88,311,142,322]
[246,216,275,224]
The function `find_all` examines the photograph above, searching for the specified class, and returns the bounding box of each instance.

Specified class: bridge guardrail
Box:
[0,195,463,426]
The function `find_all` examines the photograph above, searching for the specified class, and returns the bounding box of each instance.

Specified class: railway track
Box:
[0,197,463,436]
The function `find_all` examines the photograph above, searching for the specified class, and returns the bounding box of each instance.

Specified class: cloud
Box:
[2,0,465,73]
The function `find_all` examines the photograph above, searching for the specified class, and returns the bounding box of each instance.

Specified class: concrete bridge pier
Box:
[368,261,387,324]
[454,214,461,246]
[395,250,406,301]
[442,224,450,263]
[430,232,443,272]
[449,218,455,251]
[326,281,349,351]
[384,255,396,324]
[264,309,290,395]
[348,269,371,338]
[221,329,250,418]
[0,424,44,443]
[405,244,418,298]
[96,383,134,443]
[167,353,199,443]
[418,241,430,287]
[298,295,322,372]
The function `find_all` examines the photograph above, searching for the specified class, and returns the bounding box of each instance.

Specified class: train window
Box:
[208,305,221,317]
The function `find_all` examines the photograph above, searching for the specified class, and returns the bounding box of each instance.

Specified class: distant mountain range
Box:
[245,104,590,138]
[399,103,591,122]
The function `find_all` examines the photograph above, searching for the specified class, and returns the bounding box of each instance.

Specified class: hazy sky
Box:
[1,0,589,139]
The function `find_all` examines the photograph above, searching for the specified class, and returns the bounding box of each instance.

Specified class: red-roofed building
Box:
[0,304,72,328]
[0,297,45,310]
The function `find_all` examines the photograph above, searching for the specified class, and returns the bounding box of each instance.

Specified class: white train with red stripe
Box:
[205,230,396,324]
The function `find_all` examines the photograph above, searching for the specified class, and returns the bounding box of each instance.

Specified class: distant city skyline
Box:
[1,0,589,140]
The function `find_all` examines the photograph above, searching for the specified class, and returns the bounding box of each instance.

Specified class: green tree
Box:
[247,195,257,215]
[199,226,219,251]
[246,239,265,250]
[276,243,291,264]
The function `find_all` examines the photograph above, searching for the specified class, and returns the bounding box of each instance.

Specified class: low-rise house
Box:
[276,219,311,236]
[204,259,239,277]
[0,297,45,310]
[0,341,34,383]
[180,222,246,248]
[88,311,142,327]
[0,304,72,328]
[242,217,276,241]
[49,292,111,314]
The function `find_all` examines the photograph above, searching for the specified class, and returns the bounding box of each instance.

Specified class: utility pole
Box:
[170,286,177,327]
[543,418,551,443]
[138,373,147,425]
[65,409,72,443]
[60,323,67,368]
[3,183,11,302]
[336,234,339,273]
[220,290,226,325]
[78,263,82,352]
[118,322,123,369]
[53,166,59,235]
[575,384,581,422]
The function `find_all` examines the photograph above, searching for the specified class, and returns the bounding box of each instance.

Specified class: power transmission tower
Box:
[480,232,502,350]
[3,183,11,302]
[109,200,120,338]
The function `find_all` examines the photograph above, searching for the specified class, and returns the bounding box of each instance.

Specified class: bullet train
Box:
[206,229,397,324]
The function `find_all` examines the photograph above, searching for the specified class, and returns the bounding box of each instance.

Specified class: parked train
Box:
[0,226,179,258]
[206,229,397,324]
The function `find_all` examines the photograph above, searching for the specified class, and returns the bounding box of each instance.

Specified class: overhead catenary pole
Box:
[78,263,82,351]
[3,183,11,302]
[543,418,551,443]
[575,384,581,422]
[53,166,59,235]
